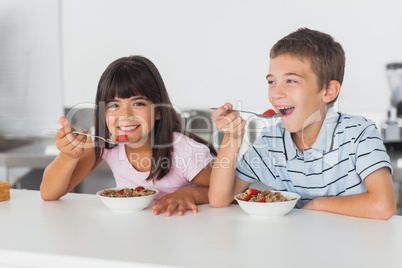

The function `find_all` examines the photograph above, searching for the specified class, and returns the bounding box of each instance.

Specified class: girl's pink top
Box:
[101,132,213,199]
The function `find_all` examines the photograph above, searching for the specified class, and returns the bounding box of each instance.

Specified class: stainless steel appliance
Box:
[178,109,223,149]
[381,63,402,150]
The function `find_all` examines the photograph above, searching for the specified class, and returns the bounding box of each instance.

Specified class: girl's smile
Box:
[118,124,140,133]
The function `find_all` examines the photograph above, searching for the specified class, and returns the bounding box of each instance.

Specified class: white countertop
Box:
[1,189,402,268]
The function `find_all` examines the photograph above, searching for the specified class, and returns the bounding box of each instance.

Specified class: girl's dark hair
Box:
[93,55,217,181]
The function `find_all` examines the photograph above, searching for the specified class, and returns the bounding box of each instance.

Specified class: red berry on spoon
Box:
[262,109,277,116]
[116,135,129,142]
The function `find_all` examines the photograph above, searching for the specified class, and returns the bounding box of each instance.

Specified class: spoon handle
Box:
[68,131,107,142]
[209,107,258,116]
[208,108,280,118]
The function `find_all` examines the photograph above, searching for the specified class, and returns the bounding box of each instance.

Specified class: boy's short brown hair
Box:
[270,28,345,102]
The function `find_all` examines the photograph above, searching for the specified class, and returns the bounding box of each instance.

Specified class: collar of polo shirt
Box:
[284,107,340,160]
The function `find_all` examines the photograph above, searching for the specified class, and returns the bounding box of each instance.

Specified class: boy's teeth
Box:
[278,106,293,110]
[278,106,295,116]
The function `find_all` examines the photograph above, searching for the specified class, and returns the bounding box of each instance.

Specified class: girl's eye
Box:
[287,79,297,84]
[107,103,118,110]
[133,102,146,107]
[267,80,275,85]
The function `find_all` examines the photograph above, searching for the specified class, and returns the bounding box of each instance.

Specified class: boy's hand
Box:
[55,116,88,159]
[212,103,247,140]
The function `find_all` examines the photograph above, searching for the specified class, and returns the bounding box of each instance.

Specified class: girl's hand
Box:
[152,188,199,217]
[212,102,246,140]
[55,116,88,159]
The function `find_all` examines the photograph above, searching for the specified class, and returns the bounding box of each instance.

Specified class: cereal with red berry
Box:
[99,187,156,198]
[237,189,291,203]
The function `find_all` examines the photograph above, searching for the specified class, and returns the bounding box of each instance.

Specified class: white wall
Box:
[0,0,63,136]
[61,0,402,124]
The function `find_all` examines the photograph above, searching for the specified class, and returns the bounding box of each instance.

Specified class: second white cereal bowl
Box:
[234,191,301,217]
[96,187,159,212]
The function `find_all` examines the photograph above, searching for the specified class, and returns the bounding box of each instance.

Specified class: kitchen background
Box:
[1,0,402,209]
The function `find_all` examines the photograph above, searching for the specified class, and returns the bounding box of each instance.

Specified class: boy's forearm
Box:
[303,193,396,220]
[209,134,243,207]
[304,168,396,220]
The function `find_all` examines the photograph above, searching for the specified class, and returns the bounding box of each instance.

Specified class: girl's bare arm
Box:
[40,117,97,200]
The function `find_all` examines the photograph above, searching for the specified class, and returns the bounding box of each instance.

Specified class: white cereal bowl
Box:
[234,191,301,217]
[96,187,159,212]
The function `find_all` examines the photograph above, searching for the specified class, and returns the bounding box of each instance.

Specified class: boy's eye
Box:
[267,80,275,85]
[287,79,297,83]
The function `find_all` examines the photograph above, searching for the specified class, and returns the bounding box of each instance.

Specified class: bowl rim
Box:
[234,190,301,204]
[96,187,159,199]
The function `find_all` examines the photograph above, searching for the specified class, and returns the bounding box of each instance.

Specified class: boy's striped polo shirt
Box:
[235,108,392,208]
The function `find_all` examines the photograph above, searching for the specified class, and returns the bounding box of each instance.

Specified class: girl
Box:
[41,55,217,217]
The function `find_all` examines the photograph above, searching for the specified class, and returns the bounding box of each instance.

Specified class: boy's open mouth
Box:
[278,106,295,116]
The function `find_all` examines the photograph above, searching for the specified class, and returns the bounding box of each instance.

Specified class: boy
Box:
[209,28,396,219]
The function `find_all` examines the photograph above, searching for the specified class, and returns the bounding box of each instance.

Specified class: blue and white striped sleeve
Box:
[354,119,393,180]
[235,136,276,184]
